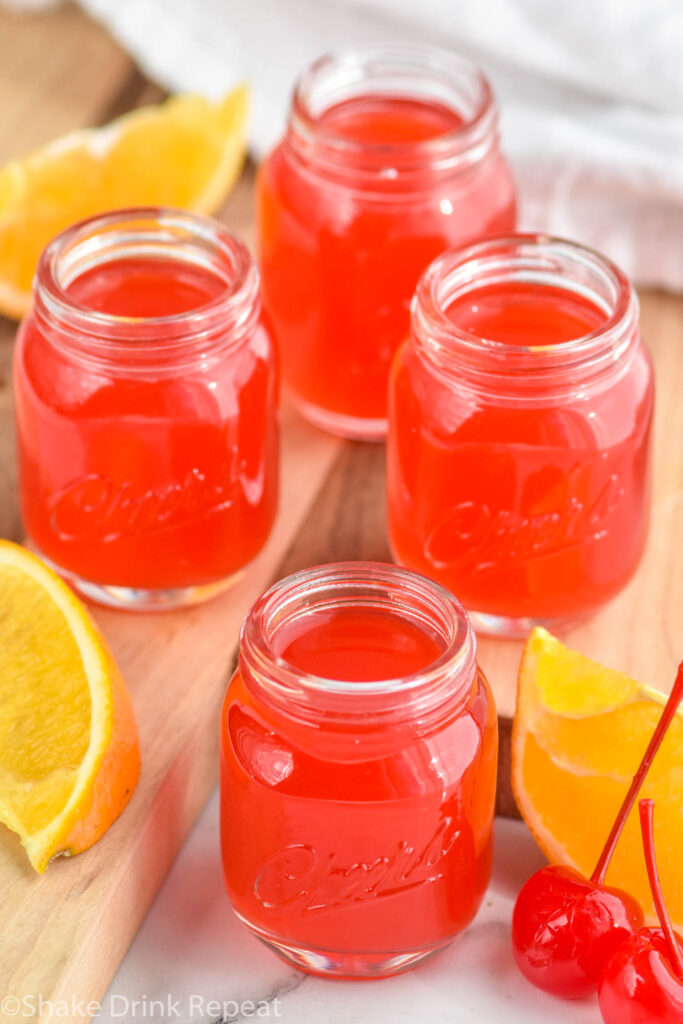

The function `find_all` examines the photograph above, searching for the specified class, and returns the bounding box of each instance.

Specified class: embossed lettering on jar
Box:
[14,208,278,610]
[257,45,516,440]
[220,562,498,978]
[387,235,654,636]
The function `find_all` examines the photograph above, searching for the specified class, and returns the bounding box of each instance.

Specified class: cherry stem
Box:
[590,662,683,887]
[639,799,683,978]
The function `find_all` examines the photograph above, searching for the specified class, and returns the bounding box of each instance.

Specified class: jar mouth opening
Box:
[35,207,259,344]
[414,233,637,367]
[241,562,475,704]
[290,44,497,167]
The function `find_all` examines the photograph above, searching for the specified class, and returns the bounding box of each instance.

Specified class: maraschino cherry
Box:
[598,799,683,1023]
[512,662,683,999]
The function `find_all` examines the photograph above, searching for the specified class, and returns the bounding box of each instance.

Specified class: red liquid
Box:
[15,257,278,591]
[68,258,226,315]
[258,93,516,431]
[277,605,446,680]
[388,282,654,623]
[220,603,497,970]
[446,282,607,344]
[319,96,465,143]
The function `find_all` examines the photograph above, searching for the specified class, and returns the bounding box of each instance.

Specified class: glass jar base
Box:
[467,607,588,639]
[29,548,245,612]
[289,392,387,442]
[234,912,452,978]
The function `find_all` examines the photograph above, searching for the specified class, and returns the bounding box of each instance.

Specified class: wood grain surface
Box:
[0,4,681,1021]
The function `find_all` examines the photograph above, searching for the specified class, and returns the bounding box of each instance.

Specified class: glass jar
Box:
[387,234,655,637]
[14,208,279,610]
[220,561,498,978]
[257,45,516,440]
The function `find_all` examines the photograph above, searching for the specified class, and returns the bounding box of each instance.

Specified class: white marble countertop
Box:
[97,796,603,1024]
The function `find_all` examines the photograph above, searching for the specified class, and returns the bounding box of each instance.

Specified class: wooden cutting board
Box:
[0,403,343,1021]
[0,7,682,1024]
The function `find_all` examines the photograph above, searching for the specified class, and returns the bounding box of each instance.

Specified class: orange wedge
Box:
[512,627,683,925]
[0,86,250,319]
[0,540,140,872]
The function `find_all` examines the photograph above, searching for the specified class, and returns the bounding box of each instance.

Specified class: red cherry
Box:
[598,800,683,1023]
[512,662,683,999]
[512,865,643,999]
[598,931,683,1022]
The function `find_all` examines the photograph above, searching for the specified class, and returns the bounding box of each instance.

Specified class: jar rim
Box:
[239,561,477,722]
[412,233,639,386]
[34,206,260,353]
[289,44,498,176]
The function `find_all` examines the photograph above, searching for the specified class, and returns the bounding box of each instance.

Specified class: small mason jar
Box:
[387,234,655,637]
[257,44,516,441]
[14,208,279,610]
[220,561,498,978]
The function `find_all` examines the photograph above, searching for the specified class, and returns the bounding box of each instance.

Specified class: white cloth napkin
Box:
[77,0,683,291]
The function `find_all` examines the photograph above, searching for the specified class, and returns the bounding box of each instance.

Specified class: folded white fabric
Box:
[78,0,683,291]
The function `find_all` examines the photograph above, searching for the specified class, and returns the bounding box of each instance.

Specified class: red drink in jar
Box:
[14,208,278,609]
[258,46,516,440]
[220,562,498,977]
[387,235,654,635]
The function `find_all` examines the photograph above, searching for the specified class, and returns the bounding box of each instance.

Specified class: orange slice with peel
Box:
[0,85,249,319]
[0,540,140,872]
[512,627,683,925]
